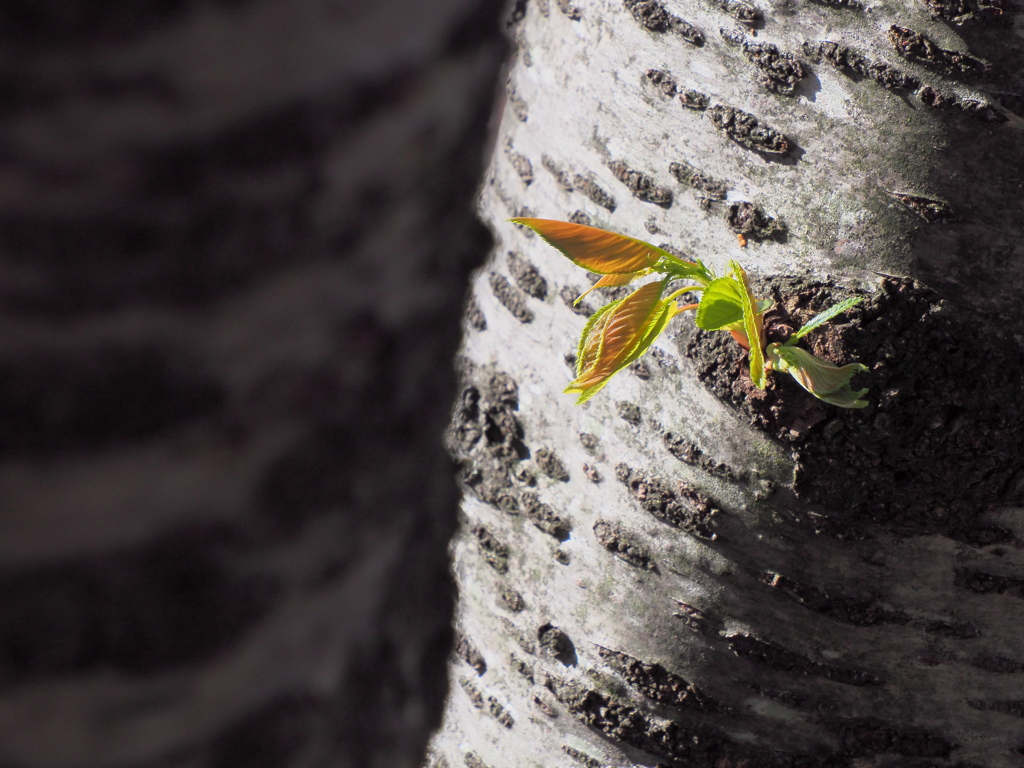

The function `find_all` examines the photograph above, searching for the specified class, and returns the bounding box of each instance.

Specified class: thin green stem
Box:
[665,286,704,303]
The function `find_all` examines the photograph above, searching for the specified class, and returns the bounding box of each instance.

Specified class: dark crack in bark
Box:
[919,87,1007,122]
[470,524,510,573]
[504,144,534,185]
[645,69,678,97]
[727,633,883,686]
[623,0,704,44]
[887,25,990,76]
[546,677,786,767]
[541,154,575,191]
[807,0,863,8]
[762,571,910,626]
[920,0,1011,24]
[707,105,791,155]
[615,464,719,539]
[663,432,742,479]
[711,0,760,23]
[521,492,572,540]
[803,41,919,91]
[593,520,656,569]
[887,191,954,223]
[456,636,487,674]
[450,372,528,509]
[722,32,806,96]
[608,161,673,207]
[573,174,617,211]
[506,251,548,299]
[595,646,722,711]
[725,201,786,239]
[489,273,534,323]
[669,161,728,201]
[535,448,569,481]
[679,88,710,110]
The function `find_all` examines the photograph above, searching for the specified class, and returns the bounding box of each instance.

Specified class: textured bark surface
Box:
[0,2,505,767]
[431,1,1024,767]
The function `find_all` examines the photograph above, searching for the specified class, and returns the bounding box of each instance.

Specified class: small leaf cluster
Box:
[510,218,868,408]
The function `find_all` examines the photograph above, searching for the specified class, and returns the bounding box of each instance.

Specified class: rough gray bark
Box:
[430,1,1024,767]
[0,2,504,767]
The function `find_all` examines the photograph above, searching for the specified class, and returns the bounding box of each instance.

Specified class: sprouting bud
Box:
[767,343,869,408]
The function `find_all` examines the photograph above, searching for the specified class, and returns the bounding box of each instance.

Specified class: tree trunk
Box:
[430,1,1024,766]
[0,2,505,767]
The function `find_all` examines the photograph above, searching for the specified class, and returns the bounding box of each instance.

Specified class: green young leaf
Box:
[787,296,863,345]
[566,279,671,403]
[694,277,744,331]
[730,261,766,389]
[767,343,869,408]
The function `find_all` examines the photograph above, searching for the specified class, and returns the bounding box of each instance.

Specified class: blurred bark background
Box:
[0,1,506,767]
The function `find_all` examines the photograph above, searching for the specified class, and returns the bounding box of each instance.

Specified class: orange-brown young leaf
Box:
[574,300,619,379]
[511,218,687,275]
[729,328,750,350]
[568,280,666,393]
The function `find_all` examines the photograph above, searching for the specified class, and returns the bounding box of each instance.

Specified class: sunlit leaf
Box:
[510,218,707,281]
[569,279,665,389]
[574,298,619,376]
[570,299,680,404]
[621,299,680,370]
[566,280,668,402]
[730,261,766,389]
[694,277,744,331]
[787,296,863,345]
[767,343,869,408]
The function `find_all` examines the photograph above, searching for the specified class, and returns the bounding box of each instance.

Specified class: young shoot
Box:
[510,217,869,408]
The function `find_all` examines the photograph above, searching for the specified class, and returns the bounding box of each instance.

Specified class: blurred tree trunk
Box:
[429,1,1024,767]
[0,2,505,767]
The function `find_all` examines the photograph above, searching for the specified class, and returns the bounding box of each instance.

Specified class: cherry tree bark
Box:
[429,1,1024,766]
[0,2,505,767]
